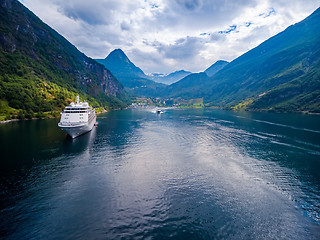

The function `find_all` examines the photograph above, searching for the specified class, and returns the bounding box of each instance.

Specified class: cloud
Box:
[259,8,276,18]
[174,0,203,11]
[154,36,204,60]
[218,25,238,34]
[19,0,320,73]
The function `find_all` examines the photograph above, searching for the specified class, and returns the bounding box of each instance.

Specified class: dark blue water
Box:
[1,109,320,239]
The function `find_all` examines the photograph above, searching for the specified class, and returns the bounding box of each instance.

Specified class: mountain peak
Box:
[215,60,229,64]
[112,48,124,53]
[106,48,129,61]
[96,49,147,83]
[204,60,229,77]
[172,70,191,74]
[151,69,192,85]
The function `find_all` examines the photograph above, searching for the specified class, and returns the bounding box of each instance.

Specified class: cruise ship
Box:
[58,96,96,138]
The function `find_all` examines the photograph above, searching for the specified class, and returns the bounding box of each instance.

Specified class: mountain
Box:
[151,70,192,85]
[96,49,147,83]
[163,72,209,97]
[96,49,165,96]
[204,60,228,77]
[0,0,128,120]
[159,60,227,97]
[166,7,320,113]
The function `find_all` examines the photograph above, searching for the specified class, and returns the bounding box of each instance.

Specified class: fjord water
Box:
[0,109,320,239]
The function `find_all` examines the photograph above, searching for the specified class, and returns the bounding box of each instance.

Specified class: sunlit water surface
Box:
[0,109,320,239]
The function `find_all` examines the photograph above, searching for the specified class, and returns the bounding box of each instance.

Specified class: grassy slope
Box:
[164,7,320,113]
[0,0,128,120]
[164,72,209,98]
[204,7,320,112]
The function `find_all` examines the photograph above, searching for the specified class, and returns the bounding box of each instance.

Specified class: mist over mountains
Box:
[150,70,192,85]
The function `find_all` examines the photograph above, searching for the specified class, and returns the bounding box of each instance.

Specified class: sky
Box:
[19,0,319,74]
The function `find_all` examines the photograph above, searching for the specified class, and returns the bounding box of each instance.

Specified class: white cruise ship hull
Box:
[58,115,96,138]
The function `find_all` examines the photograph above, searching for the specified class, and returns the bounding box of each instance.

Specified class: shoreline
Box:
[0,119,20,124]
[0,109,109,124]
[1,108,319,124]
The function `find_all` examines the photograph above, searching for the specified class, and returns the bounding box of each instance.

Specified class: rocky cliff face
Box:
[0,0,125,98]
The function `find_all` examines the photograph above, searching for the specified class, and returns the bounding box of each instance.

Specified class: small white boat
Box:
[58,96,96,138]
[156,109,162,114]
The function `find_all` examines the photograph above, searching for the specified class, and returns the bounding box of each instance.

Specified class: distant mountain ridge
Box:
[96,49,165,96]
[96,49,230,98]
[151,70,192,85]
[97,50,192,85]
[163,72,209,98]
[164,7,320,112]
[0,0,128,119]
[158,60,228,97]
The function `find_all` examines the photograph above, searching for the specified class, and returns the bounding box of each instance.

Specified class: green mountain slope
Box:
[160,60,228,98]
[163,72,209,98]
[207,7,320,112]
[0,0,128,120]
[167,7,320,113]
[96,49,165,96]
[204,60,229,77]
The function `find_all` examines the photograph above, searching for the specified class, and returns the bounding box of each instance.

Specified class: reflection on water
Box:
[0,109,320,239]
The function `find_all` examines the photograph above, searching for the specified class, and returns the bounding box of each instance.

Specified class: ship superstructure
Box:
[58,96,96,138]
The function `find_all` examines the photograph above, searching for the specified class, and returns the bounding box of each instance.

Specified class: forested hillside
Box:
[164,7,320,113]
[0,0,128,120]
